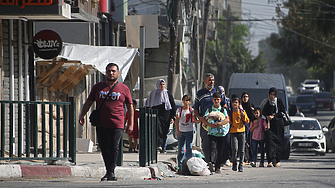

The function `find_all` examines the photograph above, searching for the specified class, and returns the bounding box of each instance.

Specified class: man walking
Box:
[194,73,219,162]
[79,63,133,181]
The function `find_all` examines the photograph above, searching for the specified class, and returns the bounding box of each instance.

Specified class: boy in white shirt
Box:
[175,95,200,168]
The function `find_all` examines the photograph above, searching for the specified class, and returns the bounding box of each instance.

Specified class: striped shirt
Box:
[193,87,217,116]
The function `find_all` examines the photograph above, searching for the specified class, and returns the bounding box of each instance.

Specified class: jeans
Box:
[177,131,193,167]
[231,132,245,167]
[252,139,265,163]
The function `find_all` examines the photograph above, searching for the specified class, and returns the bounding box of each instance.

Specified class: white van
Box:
[228,73,291,160]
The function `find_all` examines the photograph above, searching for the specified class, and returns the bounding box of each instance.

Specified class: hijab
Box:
[268,87,278,113]
[145,79,172,110]
[241,92,254,121]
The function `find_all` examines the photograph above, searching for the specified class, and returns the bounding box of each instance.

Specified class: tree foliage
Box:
[204,18,266,89]
[271,0,335,73]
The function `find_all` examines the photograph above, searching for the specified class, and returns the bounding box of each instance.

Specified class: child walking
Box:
[229,96,250,172]
[175,95,200,168]
[202,92,230,173]
[249,107,268,167]
[124,100,140,153]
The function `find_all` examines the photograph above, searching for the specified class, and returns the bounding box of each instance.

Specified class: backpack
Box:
[178,106,194,123]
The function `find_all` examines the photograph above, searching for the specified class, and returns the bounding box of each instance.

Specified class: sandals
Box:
[267,163,273,167]
[275,162,281,167]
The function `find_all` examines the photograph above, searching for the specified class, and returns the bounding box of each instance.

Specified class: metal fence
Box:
[0,97,76,163]
[139,108,158,167]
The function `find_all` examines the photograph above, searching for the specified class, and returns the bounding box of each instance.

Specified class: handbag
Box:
[280,111,292,126]
[89,82,118,126]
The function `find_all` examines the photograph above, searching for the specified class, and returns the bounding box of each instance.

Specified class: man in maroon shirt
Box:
[79,63,134,181]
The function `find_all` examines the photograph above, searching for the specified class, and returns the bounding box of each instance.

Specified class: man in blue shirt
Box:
[194,73,226,162]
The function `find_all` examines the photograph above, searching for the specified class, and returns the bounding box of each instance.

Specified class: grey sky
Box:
[241,0,287,56]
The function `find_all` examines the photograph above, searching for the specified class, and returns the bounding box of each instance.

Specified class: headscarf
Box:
[145,79,172,110]
[241,92,254,121]
[268,87,278,113]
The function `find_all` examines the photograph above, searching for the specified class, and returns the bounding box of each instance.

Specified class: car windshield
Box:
[304,81,319,84]
[296,97,314,103]
[290,120,320,130]
[314,93,331,99]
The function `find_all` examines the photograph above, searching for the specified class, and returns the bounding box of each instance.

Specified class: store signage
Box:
[33,30,62,59]
[0,0,53,9]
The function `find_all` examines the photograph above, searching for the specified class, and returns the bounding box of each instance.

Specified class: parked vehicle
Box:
[295,94,317,115]
[228,73,291,160]
[313,92,334,111]
[324,117,335,152]
[299,79,320,94]
[290,116,326,156]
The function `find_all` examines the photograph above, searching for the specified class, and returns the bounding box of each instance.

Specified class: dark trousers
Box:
[200,125,210,162]
[208,135,229,171]
[96,126,123,174]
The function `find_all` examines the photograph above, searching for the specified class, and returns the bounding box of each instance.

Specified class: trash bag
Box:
[180,158,191,175]
[186,157,210,176]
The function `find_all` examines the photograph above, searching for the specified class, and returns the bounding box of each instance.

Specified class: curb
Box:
[20,165,71,178]
[0,164,155,180]
[0,165,22,178]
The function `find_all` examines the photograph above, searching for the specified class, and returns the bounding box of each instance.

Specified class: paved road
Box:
[1,152,334,188]
[1,109,334,187]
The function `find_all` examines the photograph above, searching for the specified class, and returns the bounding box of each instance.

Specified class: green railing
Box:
[0,97,76,163]
[139,108,158,167]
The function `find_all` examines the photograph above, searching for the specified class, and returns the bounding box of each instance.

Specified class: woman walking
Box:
[260,87,286,167]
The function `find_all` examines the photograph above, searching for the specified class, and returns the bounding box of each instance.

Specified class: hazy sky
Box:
[241,0,287,56]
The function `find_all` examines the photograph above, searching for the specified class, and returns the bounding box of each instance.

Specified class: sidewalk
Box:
[0,151,178,180]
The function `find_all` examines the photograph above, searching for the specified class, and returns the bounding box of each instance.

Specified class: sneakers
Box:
[238,165,243,172]
[225,159,230,166]
[259,162,264,167]
[157,146,162,151]
[208,162,215,172]
[250,162,256,167]
[232,163,237,171]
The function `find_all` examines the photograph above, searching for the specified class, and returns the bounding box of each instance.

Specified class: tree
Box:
[204,18,266,89]
[271,0,335,85]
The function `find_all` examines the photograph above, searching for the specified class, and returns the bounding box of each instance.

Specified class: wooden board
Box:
[62,67,89,95]
[49,65,77,93]
[36,62,64,85]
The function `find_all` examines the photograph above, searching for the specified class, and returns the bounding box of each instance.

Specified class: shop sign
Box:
[33,30,62,59]
[0,0,53,9]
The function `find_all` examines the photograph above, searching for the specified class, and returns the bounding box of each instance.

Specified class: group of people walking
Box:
[176,73,288,173]
[78,61,287,181]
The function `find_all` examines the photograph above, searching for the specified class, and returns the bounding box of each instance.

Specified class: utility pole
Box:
[191,0,200,90]
[168,0,181,95]
[200,0,211,88]
[222,5,231,88]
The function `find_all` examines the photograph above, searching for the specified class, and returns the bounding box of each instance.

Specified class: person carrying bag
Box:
[89,82,118,126]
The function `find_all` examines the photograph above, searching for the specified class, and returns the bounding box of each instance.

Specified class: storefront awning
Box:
[58,43,138,82]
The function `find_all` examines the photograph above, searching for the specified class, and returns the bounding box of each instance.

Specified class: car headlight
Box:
[317,133,324,140]
[302,87,306,89]
[290,134,294,139]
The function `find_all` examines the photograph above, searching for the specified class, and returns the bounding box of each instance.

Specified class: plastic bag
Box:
[186,157,210,176]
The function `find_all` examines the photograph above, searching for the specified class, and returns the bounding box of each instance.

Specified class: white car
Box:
[290,116,326,155]
[300,79,320,94]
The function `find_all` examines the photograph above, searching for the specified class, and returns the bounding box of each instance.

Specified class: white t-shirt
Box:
[176,107,194,132]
